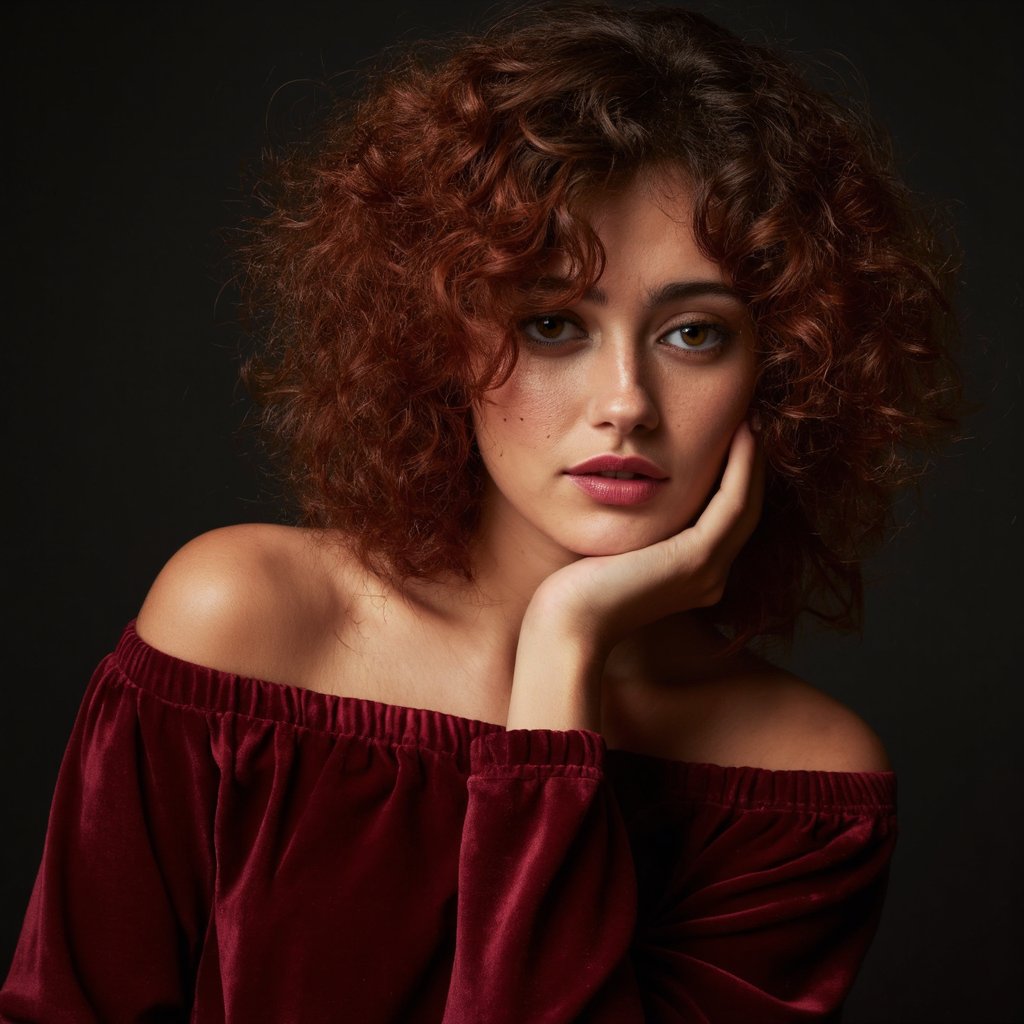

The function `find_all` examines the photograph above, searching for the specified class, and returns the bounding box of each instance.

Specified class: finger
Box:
[681,429,761,596]
[724,418,765,547]
[617,420,761,604]
[691,419,764,560]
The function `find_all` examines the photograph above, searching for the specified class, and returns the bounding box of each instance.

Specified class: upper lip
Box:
[566,454,668,479]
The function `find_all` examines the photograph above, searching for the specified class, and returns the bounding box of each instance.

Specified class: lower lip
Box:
[566,474,665,506]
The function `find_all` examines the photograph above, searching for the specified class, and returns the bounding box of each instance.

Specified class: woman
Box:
[0,3,958,1021]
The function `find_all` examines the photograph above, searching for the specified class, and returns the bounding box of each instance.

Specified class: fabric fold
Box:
[469,727,606,774]
[1,622,898,1023]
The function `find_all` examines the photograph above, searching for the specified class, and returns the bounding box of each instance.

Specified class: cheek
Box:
[472,365,570,462]
[670,367,752,433]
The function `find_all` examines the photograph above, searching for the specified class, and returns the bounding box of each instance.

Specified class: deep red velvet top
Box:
[1,621,897,1023]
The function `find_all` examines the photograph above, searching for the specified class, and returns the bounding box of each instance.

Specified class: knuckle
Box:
[692,563,727,607]
[695,584,725,608]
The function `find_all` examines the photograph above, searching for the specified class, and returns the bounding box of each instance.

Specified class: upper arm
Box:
[135,524,321,680]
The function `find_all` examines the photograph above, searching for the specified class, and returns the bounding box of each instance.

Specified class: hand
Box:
[524,419,765,657]
[505,419,764,731]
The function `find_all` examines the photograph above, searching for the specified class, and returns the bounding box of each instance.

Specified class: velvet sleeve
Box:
[442,728,897,1024]
[442,728,644,1023]
[0,654,217,1024]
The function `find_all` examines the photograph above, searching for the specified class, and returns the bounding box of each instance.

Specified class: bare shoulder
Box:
[607,645,893,773]
[135,523,348,683]
[719,661,894,773]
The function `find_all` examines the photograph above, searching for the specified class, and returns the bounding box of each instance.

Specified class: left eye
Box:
[662,323,731,351]
[521,316,586,345]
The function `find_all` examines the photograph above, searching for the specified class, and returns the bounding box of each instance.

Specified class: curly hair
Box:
[238,2,960,646]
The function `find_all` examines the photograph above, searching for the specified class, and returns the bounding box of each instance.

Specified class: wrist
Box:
[522,575,612,658]
[505,616,605,732]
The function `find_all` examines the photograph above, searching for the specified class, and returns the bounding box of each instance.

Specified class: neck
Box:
[398,492,733,706]
[467,498,579,636]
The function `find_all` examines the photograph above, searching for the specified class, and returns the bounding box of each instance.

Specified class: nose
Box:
[586,339,660,435]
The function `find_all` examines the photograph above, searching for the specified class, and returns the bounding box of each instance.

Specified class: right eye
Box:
[520,315,587,346]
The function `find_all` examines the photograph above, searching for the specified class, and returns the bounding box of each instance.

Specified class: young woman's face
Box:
[472,169,758,562]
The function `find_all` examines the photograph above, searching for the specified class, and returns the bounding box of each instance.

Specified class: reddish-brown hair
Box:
[239,2,960,645]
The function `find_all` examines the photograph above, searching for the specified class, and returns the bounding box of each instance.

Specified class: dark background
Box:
[3,2,1021,1021]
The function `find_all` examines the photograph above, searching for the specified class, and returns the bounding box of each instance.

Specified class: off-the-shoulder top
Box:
[0,621,897,1023]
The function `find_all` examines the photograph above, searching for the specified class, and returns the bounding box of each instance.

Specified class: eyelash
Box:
[518,315,735,355]
[519,315,587,346]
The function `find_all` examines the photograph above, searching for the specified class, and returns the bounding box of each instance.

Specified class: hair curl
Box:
[238,2,960,646]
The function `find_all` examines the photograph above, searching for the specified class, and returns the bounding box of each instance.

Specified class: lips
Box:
[564,454,668,506]
[565,454,668,480]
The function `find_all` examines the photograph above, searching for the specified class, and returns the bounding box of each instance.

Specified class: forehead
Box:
[574,166,728,291]
[582,164,693,218]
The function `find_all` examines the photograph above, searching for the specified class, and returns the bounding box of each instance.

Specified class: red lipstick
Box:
[564,454,668,506]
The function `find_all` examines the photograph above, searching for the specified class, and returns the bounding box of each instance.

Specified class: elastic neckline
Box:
[112,620,896,812]
[115,619,504,756]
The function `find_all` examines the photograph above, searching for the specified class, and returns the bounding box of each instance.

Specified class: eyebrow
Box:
[532,277,745,308]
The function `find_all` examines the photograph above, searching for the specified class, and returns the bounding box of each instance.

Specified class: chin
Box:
[561,523,681,558]
[572,542,644,558]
